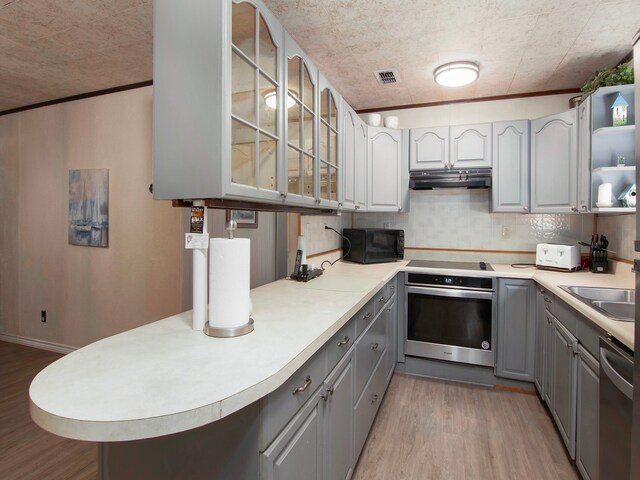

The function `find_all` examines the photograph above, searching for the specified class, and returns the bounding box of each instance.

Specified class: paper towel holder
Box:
[204,318,254,338]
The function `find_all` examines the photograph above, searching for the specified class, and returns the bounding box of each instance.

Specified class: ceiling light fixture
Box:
[434,62,479,87]
[264,91,296,109]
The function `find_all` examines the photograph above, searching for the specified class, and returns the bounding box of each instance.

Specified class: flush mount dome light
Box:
[264,91,296,109]
[434,62,479,87]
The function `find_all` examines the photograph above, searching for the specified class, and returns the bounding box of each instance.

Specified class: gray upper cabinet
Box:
[450,123,492,169]
[341,102,357,211]
[317,73,340,210]
[409,127,449,170]
[531,109,578,213]
[577,98,592,213]
[496,279,536,382]
[154,0,286,203]
[283,32,319,208]
[355,119,368,211]
[551,316,578,459]
[576,345,599,480]
[491,120,530,213]
[367,127,403,212]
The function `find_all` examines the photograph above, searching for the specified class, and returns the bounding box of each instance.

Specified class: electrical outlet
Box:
[501,226,511,239]
[41,310,47,323]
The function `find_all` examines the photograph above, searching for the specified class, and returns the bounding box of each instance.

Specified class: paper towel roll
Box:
[192,247,207,331]
[297,235,307,264]
[209,238,252,329]
[597,183,613,207]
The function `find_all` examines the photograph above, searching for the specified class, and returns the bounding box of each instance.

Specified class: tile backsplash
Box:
[354,189,595,263]
[596,214,636,262]
[300,213,352,256]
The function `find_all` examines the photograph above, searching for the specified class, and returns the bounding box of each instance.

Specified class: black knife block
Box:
[590,248,608,274]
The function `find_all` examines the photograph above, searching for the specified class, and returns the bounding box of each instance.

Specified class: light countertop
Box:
[30,259,634,442]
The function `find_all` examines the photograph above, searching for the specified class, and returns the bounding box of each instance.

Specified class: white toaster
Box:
[536,243,580,271]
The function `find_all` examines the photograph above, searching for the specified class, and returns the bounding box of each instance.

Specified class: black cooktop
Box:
[406,260,494,272]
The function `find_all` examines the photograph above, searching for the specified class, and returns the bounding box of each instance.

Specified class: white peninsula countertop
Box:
[30,259,634,442]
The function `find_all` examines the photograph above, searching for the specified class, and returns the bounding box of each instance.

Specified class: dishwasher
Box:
[599,336,634,479]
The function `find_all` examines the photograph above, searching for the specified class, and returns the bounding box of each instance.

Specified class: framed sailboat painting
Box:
[68,168,109,247]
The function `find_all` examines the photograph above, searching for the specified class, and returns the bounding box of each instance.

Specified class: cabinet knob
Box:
[379,296,386,303]
[292,376,312,395]
[371,342,379,351]
[581,204,588,211]
[355,205,360,210]
[390,285,395,290]
[369,393,379,404]
[280,192,287,199]
[523,206,528,212]
[337,336,350,347]
[571,206,578,213]
[363,312,372,320]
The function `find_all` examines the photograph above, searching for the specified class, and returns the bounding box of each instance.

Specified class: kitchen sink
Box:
[565,286,635,303]
[559,286,635,322]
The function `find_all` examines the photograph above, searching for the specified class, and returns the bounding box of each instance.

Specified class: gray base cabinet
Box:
[496,279,536,382]
[534,287,547,396]
[550,316,578,459]
[576,345,599,480]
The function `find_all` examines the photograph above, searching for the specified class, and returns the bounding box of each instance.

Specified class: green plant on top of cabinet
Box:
[367,127,408,212]
[318,74,340,209]
[491,120,530,213]
[284,32,318,207]
[450,123,492,169]
[531,109,578,213]
[153,0,286,203]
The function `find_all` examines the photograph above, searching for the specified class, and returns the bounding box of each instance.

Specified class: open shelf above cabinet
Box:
[592,166,636,175]
[593,125,635,136]
[591,207,636,213]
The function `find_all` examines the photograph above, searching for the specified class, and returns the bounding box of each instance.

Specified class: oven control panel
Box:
[406,273,494,291]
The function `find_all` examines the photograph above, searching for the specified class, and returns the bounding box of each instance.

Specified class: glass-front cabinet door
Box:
[283,33,318,206]
[318,73,340,209]
[229,0,283,201]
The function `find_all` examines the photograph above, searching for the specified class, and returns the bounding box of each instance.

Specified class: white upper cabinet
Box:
[450,123,492,169]
[409,127,449,170]
[491,120,530,213]
[153,0,286,203]
[317,73,340,209]
[367,127,403,212]
[531,109,578,214]
[282,32,318,207]
[355,120,368,211]
[341,102,357,211]
[577,98,591,213]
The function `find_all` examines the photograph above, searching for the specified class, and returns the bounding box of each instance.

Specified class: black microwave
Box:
[342,228,404,264]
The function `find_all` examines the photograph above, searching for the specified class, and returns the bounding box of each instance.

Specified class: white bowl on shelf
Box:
[595,202,613,208]
[365,113,381,127]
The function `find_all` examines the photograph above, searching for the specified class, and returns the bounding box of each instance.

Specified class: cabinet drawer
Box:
[326,319,356,376]
[354,352,387,461]
[555,298,578,336]
[354,309,387,400]
[373,283,392,315]
[259,348,327,451]
[540,289,555,314]
[354,298,375,338]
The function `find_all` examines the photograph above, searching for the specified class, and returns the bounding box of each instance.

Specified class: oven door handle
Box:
[406,285,494,300]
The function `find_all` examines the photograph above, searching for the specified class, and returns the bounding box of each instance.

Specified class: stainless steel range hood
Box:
[409,168,492,190]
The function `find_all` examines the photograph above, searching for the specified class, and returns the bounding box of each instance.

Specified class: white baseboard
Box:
[0,333,76,355]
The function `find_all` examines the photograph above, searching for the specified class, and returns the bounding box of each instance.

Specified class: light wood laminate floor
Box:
[353,373,578,480]
[0,341,97,480]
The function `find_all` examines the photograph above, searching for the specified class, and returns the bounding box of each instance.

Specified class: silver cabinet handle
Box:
[379,296,386,303]
[320,386,334,402]
[371,342,379,351]
[327,386,334,396]
[338,336,350,347]
[390,285,395,290]
[387,307,391,312]
[292,376,312,395]
[544,296,552,303]
[363,312,372,320]
[369,394,379,404]
[523,206,528,211]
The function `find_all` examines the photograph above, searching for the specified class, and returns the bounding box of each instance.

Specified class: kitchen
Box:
[1,0,639,479]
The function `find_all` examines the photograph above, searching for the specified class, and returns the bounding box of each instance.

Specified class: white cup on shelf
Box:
[596,183,613,208]
[365,113,381,127]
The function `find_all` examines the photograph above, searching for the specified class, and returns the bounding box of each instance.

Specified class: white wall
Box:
[0,87,183,348]
[366,93,577,129]
[355,93,596,263]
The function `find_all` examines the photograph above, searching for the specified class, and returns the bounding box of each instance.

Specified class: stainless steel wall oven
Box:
[405,273,496,367]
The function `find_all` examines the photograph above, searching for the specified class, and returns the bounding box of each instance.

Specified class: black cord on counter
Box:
[321,226,351,271]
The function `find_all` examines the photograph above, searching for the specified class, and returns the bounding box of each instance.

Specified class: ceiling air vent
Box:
[374,69,400,86]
